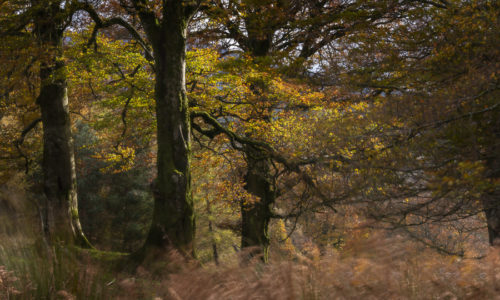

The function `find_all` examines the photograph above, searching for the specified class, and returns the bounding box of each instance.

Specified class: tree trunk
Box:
[37,60,91,247]
[34,3,91,247]
[141,6,195,257]
[240,33,274,262]
[206,199,219,265]
[241,154,274,263]
[482,116,500,246]
[482,191,500,245]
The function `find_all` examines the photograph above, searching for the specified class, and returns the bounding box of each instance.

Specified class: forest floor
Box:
[1,189,499,299]
[2,226,500,299]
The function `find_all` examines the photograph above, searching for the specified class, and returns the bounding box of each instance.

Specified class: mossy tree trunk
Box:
[136,0,196,257]
[34,2,91,247]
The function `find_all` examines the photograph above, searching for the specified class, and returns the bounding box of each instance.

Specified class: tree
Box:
[1,0,92,247]
[189,53,328,261]
[81,0,201,258]
[325,0,499,248]
[193,0,429,262]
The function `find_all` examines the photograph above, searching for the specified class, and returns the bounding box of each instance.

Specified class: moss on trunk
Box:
[35,4,91,248]
[139,1,195,258]
[37,60,91,248]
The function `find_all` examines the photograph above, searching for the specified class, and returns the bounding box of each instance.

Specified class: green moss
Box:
[87,248,128,260]
[71,208,79,220]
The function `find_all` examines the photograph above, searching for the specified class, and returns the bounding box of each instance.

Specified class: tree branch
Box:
[191,110,342,210]
[14,117,42,174]
[74,2,153,61]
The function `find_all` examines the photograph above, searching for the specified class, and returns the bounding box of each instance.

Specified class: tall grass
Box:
[0,178,117,299]
[2,183,500,299]
[154,234,500,300]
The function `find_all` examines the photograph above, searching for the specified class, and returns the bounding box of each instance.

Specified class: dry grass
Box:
[100,233,500,300]
[2,231,500,299]
[2,183,500,299]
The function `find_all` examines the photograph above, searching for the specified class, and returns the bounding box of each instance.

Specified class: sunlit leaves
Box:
[65,30,154,173]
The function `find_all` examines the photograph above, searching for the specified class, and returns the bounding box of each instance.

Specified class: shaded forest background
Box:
[0,0,499,299]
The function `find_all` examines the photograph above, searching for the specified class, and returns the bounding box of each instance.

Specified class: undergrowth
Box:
[1,186,499,299]
[2,231,500,299]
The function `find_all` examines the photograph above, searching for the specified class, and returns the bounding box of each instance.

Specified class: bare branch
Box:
[14,117,42,174]
[74,2,153,61]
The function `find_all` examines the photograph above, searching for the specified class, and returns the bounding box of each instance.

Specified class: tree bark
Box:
[206,199,219,265]
[482,116,500,246]
[239,30,275,262]
[241,153,274,263]
[138,1,195,257]
[482,190,500,246]
[34,2,91,247]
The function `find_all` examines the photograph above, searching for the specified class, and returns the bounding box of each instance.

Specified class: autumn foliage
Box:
[1,0,499,298]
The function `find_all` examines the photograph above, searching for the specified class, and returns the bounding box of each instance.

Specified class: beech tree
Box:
[80,0,202,258]
[1,0,92,247]
[193,0,431,262]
